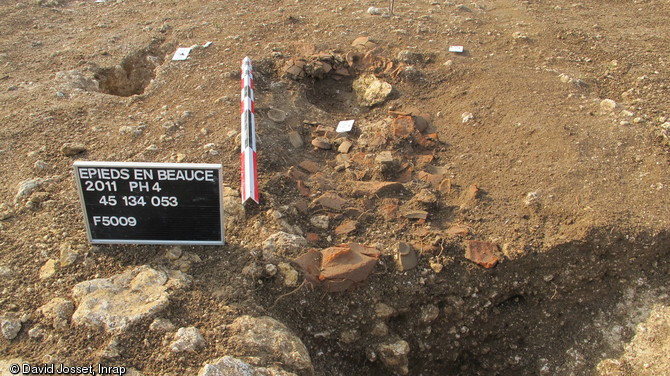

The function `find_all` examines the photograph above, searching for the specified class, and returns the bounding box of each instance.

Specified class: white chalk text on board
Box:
[74,161,224,245]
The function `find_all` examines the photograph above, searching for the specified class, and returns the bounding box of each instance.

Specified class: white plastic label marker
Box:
[240,57,259,203]
[172,48,191,61]
[336,120,355,133]
[449,45,464,53]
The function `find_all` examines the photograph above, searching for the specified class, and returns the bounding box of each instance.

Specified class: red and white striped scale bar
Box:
[240,56,259,203]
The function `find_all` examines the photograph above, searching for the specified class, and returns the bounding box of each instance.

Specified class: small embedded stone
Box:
[438,178,452,194]
[600,99,619,111]
[352,36,377,49]
[512,31,529,40]
[264,264,278,277]
[340,329,359,344]
[283,60,306,79]
[401,210,428,220]
[298,160,320,174]
[149,318,176,333]
[1,315,22,340]
[413,113,430,133]
[38,297,74,330]
[311,137,332,150]
[288,131,304,148]
[414,189,437,205]
[371,322,389,336]
[420,304,439,323]
[39,259,58,280]
[335,220,356,235]
[378,340,410,375]
[310,215,330,229]
[170,327,205,353]
[375,303,396,319]
[353,74,392,107]
[60,142,87,157]
[375,151,395,166]
[278,262,299,287]
[267,108,287,123]
[429,259,444,273]
[392,116,415,139]
[445,225,469,237]
[313,192,347,211]
[294,243,380,292]
[59,243,78,268]
[164,246,183,260]
[464,240,500,268]
[366,6,384,16]
[351,181,403,196]
[379,201,399,220]
[462,112,474,123]
[396,242,417,271]
[338,139,353,153]
[397,50,426,65]
[468,184,480,198]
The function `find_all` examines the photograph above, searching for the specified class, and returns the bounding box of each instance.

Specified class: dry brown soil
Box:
[1,0,670,375]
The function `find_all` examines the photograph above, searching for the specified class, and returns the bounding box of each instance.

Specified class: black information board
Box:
[74,161,224,245]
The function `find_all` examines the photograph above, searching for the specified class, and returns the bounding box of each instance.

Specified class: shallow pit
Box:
[94,40,169,97]
[305,77,361,116]
[258,229,670,375]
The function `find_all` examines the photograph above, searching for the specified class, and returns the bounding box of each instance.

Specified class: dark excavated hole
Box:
[305,77,361,115]
[495,294,526,309]
[249,58,275,90]
[274,51,408,116]
[94,39,169,97]
[260,229,670,375]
